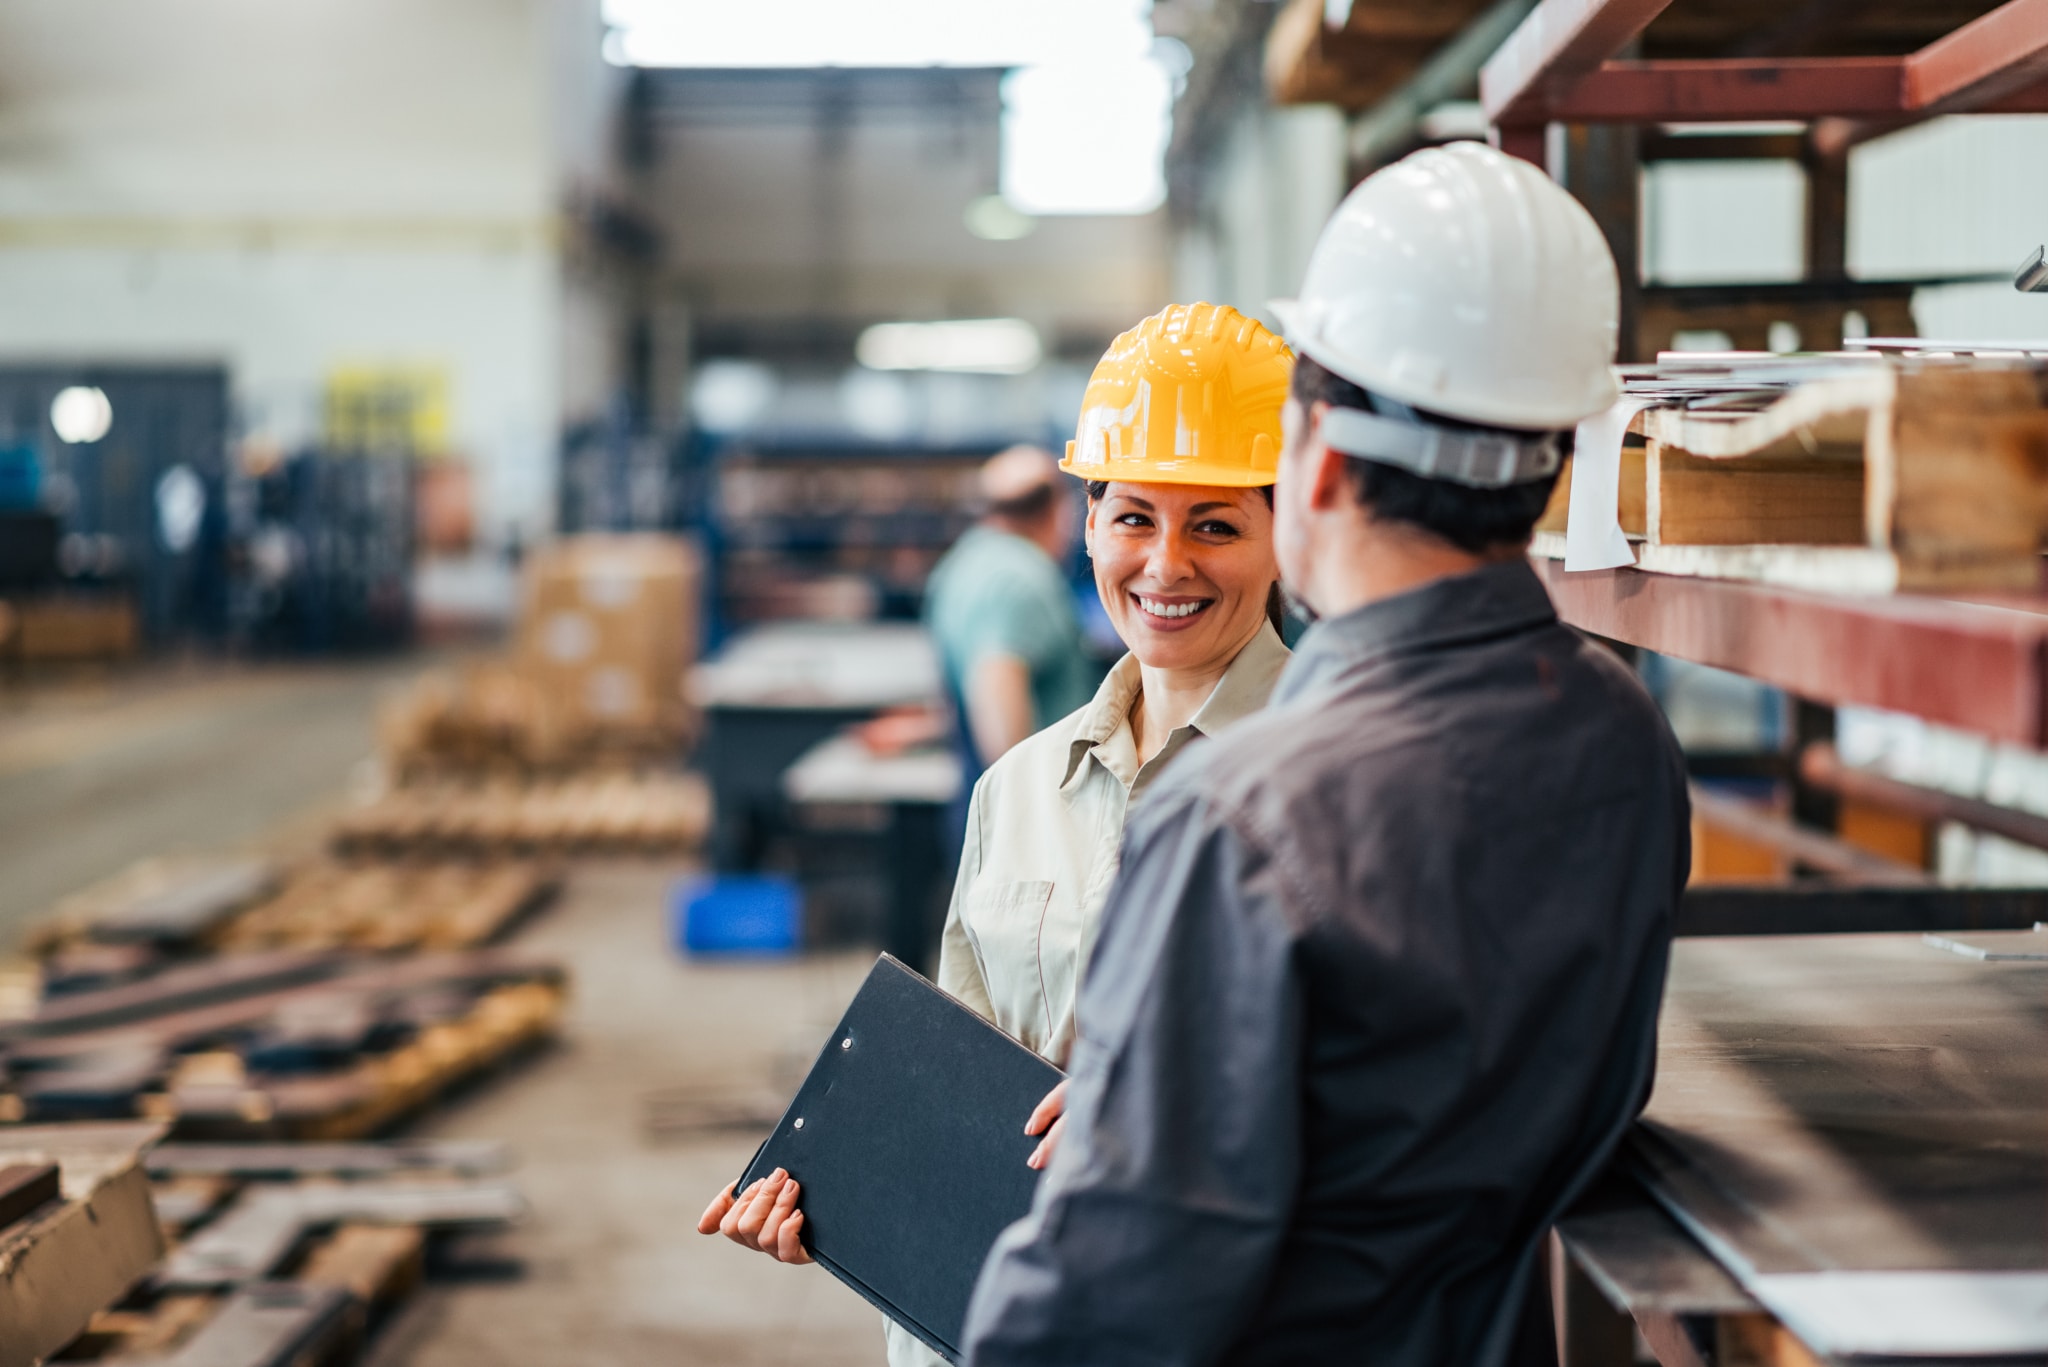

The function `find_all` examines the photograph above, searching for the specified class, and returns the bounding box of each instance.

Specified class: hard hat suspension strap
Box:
[1317,407,1562,490]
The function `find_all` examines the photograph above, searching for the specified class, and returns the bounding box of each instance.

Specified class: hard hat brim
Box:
[1058,455,1276,489]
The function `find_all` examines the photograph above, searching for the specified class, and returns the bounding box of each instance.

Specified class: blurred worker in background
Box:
[699,303,1297,1367]
[962,143,1690,1367]
[924,445,1096,783]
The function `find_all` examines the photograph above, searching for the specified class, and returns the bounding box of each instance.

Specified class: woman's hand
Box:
[1024,1080,1070,1170]
[696,1170,813,1264]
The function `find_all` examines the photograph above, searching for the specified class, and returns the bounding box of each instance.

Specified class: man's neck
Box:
[1308,523,1521,620]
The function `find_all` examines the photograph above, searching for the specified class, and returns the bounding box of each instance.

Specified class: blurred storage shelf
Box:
[1533,556,2048,746]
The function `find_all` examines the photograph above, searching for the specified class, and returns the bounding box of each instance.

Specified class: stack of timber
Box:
[33,858,281,959]
[1532,354,2048,594]
[55,1139,522,1365]
[0,1123,166,1367]
[30,857,558,994]
[331,770,711,855]
[212,860,558,954]
[0,950,567,1137]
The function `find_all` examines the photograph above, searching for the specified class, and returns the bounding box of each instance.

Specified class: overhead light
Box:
[601,0,1176,220]
[600,0,1150,68]
[1001,61,1171,216]
[964,194,1036,242]
[50,386,112,444]
[857,319,1042,374]
[691,360,777,433]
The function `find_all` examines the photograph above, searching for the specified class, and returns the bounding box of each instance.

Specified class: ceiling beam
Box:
[1548,58,1906,122]
[1904,0,2048,112]
[1480,0,1675,125]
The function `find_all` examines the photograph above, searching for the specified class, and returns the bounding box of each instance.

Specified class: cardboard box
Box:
[0,1122,167,1367]
[516,535,700,740]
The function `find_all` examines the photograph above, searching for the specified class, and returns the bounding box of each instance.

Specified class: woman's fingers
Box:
[777,1209,814,1264]
[696,1180,740,1235]
[716,1178,763,1239]
[1027,1114,1068,1170]
[759,1180,811,1264]
[731,1171,787,1246]
[1023,1080,1070,1137]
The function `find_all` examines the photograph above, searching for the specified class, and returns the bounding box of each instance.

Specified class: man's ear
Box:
[1304,401,1353,514]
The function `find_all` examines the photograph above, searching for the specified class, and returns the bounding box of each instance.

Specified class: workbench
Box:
[691,622,942,872]
[784,734,961,969]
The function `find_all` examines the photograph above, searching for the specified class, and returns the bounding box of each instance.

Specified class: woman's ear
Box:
[1081,496,1099,560]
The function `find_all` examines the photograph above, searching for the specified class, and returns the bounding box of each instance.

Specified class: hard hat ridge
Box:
[1271,140,1621,442]
[1060,302,1293,489]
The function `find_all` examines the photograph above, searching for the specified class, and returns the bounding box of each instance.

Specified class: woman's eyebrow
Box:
[1187,502,1241,515]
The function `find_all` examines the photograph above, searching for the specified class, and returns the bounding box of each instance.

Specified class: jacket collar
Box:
[1061,619,1291,790]
[1273,558,1556,707]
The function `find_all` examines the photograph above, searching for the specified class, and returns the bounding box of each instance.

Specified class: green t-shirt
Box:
[924,525,1095,763]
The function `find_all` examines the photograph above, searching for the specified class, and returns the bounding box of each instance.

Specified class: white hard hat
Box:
[1271,141,1620,434]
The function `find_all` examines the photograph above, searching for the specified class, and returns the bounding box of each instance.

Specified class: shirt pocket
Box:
[961,879,1055,1043]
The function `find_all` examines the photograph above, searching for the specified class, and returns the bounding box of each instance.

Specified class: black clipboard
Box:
[736,954,1064,1363]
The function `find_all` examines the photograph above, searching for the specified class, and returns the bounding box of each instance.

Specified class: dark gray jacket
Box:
[961,559,1689,1367]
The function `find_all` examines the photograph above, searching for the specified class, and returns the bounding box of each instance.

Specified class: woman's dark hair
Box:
[1288,354,1564,553]
[1081,479,1285,635]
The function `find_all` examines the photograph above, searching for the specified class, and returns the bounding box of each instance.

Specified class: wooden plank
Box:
[1646,446,1865,547]
[296,1223,425,1311]
[1879,366,2048,585]
[0,1163,61,1236]
[145,1282,357,1367]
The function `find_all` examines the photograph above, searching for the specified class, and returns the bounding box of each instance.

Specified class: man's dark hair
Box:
[1290,355,1564,553]
[987,480,1057,525]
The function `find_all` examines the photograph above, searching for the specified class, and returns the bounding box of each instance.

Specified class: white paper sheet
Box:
[1754,1271,2048,1356]
[1563,398,1649,572]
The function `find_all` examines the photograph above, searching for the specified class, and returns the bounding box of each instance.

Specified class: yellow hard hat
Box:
[1061,302,1293,489]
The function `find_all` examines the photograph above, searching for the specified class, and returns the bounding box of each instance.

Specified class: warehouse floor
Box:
[0,656,433,938]
[1,658,884,1366]
[369,864,881,1367]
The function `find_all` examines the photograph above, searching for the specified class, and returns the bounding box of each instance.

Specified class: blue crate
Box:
[674,875,802,956]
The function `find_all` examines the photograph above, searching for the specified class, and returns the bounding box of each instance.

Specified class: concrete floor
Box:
[0,656,431,941]
[368,863,883,1367]
[1,657,886,1364]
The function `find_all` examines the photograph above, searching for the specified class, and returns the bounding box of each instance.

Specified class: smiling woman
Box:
[699,303,1296,1367]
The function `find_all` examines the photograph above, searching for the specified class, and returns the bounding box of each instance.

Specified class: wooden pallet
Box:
[142,979,567,1141]
[60,1142,520,1363]
[1533,358,2048,594]
[2,953,568,1138]
[213,860,558,953]
[331,771,710,855]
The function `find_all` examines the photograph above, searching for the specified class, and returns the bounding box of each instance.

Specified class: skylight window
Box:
[601,0,1172,217]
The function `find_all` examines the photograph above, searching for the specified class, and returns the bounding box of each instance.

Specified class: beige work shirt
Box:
[883,620,1289,1367]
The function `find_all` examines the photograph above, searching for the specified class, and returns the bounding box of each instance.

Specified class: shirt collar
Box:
[1273,558,1556,707]
[1061,619,1291,790]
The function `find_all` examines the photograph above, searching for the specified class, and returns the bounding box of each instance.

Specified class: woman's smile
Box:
[1132,593,1214,628]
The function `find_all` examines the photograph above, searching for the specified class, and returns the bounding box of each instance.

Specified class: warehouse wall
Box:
[646,86,1171,344]
[1171,104,1347,327]
[0,0,628,550]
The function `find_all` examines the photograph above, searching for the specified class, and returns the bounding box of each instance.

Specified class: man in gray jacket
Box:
[961,143,1690,1367]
